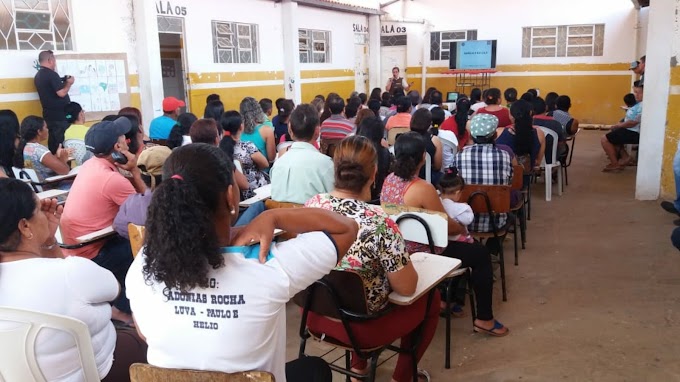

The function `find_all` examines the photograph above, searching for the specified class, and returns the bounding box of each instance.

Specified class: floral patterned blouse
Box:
[235,140,269,200]
[305,194,410,313]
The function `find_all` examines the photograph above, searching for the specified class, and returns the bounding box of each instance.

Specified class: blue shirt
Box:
[625,102,643,133]
[149,115,177,140]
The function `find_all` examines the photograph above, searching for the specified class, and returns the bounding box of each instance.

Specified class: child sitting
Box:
[439,167,474,243]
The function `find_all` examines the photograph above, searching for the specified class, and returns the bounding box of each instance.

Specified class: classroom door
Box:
[381,46,406,93]
[354,34,369,93]
[157,16,189,113]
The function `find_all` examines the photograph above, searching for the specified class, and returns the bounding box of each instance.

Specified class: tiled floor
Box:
[285,130,680,381]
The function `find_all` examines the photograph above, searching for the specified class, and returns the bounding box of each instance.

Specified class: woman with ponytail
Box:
[14,115,72,186]
[441,97,472,146]
[476,87,512,128]
[126,143,358,382]
[496,99,546,171]
[306,135,437,381]
[219,111,269,200]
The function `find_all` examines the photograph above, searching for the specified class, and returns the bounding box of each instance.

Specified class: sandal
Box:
[602,164,623,172]
[439,303,466,318]
[473,320,509,337]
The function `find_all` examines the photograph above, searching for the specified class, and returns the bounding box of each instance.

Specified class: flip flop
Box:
[473,320,509,337]
[439,303,466,318]
[602,164,623,172]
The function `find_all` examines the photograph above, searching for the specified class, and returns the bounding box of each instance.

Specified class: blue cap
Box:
[84,118,131,155]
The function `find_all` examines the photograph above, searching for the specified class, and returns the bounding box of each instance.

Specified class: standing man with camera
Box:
[34,50,75,154]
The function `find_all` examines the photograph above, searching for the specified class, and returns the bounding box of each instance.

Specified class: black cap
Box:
[84,118,131,155]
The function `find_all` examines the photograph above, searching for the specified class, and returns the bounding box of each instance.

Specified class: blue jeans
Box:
[673,143,680,211]
[235,201,265,227]
[92,235,133,314]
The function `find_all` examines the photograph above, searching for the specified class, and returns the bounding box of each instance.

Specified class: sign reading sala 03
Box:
[381,25,406,34]
[157,1,187,16]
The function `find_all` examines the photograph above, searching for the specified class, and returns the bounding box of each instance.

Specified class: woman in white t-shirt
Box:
[0,178,147,381]
[125,143,358,382]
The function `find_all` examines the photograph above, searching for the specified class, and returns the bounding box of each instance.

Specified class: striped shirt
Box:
[320,114,356,140]
[453,144,513,232]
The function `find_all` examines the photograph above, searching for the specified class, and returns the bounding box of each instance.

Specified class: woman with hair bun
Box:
[126,143,358,382]
[475,88,512,128]
[306,135,437,382]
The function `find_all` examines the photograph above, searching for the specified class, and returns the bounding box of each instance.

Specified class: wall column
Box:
[635,0,675,200]
[368,14,381,91]
[132,0,163,126]
[281,0,301,104]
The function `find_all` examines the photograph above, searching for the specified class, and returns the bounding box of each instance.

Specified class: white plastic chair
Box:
[63,139,93,166]
[12,167,46,192]
[0,306,100,382]
[537,126,563,201]
[437,131,459,169]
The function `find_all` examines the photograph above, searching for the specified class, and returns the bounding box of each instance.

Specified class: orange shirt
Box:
[385,112,412,131]
[60,157,136,259]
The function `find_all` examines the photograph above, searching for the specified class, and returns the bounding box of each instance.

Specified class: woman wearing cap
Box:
[125,143,358,382]
[0,178,147,381]
[381,131,509,337]
[239,97,276,164]
[13,115,73,188]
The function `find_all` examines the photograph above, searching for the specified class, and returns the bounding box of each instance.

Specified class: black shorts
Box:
[606,128,639,145]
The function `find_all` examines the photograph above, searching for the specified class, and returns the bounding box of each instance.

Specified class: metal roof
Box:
[293,0,383,14]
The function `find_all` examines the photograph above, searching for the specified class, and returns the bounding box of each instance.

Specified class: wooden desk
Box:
[389,252,461,306]
[240,184,272,207]
[76,226,115,243]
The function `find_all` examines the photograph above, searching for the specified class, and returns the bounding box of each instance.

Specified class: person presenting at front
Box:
[305,136,437,382]
[149,97,185,140]
[271,104,334,205]
[319,96,356,139]
[0,178,148,382]
[601,81,644,172]
[125,143,359,382]
[34,50,74,154]
[386,66,410,95]
[60,118,147,326]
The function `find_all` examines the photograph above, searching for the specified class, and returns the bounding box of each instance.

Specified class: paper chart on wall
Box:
[65,59,126,112]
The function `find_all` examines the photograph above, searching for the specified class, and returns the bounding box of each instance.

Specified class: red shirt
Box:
[441,117,470,146]
[477,107,512,128]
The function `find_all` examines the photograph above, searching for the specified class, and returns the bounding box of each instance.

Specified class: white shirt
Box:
[437,129,458,169]
[471,102,487,112]
[0,257,118,381]
[442,198,474,225]
[427,104,452,119]
[126,232,338,382]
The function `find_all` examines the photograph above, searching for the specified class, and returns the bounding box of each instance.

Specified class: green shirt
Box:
[64,124,89,141]
[270,142,335,204]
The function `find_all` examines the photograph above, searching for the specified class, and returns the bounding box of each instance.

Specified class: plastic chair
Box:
[383,204,475,369]
[438,133,458,169]
[561,130,579,186]
[536,126,563,201]
[0,306,100,382]
[12,166,78,193]
[129,363,274,382]
[387,127,409,146]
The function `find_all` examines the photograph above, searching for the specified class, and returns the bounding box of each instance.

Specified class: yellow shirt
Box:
[64,124,89,141]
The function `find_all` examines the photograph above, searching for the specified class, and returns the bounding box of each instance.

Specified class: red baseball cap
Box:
[162,96,185,112]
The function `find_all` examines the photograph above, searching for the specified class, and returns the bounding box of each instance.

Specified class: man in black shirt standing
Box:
[34,50,75,154]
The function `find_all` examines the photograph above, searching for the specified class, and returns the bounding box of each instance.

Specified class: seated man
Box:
[149,96,184,140]
[550,95,579,136]
[427,90,452,118]
[320,97,355,139]
[60,118,147,324]
[189,118,221,145]
[453,113,513,233]
[532,96,568,163]
[271,104,334,205]
[601,81,643,172]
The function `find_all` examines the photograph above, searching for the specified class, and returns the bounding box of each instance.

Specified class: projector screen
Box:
[449,40,498,70]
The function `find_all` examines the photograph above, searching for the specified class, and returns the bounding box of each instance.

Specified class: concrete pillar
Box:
[132,0,163,126]
[635,0,676,200]
[281,0,301,104]
[368,14,381,91]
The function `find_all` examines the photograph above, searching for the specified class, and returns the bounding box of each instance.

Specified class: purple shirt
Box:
[113,190,153,239]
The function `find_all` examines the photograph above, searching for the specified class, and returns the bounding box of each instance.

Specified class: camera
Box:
[61,75,71,82]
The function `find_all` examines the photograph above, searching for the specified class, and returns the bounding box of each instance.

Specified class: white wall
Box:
[297,5,369,71]
[637,7,649,58]
[383,0,637,67]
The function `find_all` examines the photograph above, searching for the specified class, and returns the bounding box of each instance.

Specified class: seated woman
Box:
[440,97,472,147]
[381,132,509,337]
[63,102,93,166]
[0,178,146,381]
[410,108,443,184]
[430,107,458,170]
[14,116,73,188]
[0,109,20,178]
[240,97,276,163]
[167,112,197,149]
[125,143,358,382]
[220,111,270,200]
[357,116,393,201]
[475,88,512,128]
[601,82,644,172]
[306,136,437,382]
[496,100,546,171]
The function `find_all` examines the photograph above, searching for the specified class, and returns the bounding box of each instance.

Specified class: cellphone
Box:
[111,151,128,165]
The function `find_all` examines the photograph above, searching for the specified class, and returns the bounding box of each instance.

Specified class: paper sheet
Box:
[66,58,127,112]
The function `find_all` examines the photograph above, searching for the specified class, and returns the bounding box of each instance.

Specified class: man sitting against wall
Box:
[149,97,184,140]
[271,104,334,205]
[320,97,356,139]
[601,81,643,172]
